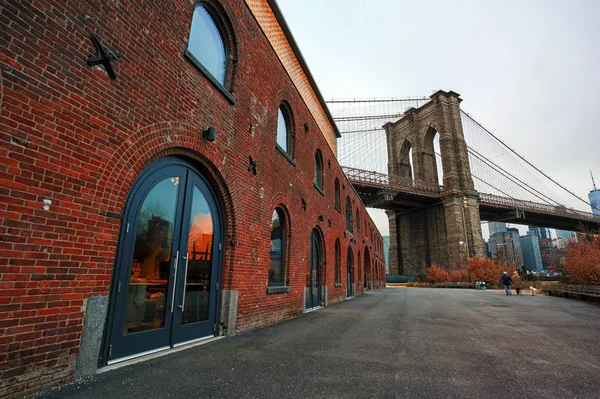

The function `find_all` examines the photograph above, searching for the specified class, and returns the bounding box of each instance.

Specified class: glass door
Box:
[306,230,322,309]
[108,166,186,361]
[107,160,222,362]
[346,248,353,298]
[171,173,220,345]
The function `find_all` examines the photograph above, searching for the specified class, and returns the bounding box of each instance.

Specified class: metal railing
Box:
[342,166,442,197]
[479,193,600,222]
[546,285,600,297]
[343,168,600,224]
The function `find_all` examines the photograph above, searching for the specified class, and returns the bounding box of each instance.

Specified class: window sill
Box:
[267,286,290,294]
[334,282,342,288]
[184,49,235,105]
[314,184,325,196]
[276,144,296,166]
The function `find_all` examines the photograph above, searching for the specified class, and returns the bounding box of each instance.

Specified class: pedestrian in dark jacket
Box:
[501,271,512,295]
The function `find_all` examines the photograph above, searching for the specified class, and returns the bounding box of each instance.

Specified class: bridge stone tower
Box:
[384,90,485,276]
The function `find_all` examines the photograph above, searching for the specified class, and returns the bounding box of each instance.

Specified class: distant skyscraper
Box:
[556,230,574,241]
[488,230,524,268]
[589,170,600,216]
[538,238,554,269]
[488,222,507,236]
[520,234,543,271]
[528,226,549,239]
[383,236,390,274]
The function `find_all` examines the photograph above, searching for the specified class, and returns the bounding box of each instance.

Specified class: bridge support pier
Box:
[388,195,484,276]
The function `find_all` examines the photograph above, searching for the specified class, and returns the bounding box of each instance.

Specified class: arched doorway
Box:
[364,247,371,290]
[346,247,354,298]
[105,157,223,363]
[306,229,323,309]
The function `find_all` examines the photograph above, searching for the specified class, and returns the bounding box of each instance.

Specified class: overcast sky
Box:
[277,0,600,237]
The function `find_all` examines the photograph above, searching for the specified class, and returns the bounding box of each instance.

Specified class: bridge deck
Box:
[344,167,600,231]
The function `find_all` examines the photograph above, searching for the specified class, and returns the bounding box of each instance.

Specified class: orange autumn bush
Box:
[467,257,515,284]
[449,268,469,282]
[565,236,600,285]
[427,265,449,283]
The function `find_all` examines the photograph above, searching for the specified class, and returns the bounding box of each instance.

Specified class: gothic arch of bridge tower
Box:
[383,90,484,275]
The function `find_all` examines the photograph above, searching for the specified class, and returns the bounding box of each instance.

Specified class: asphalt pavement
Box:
[37,288,600,399]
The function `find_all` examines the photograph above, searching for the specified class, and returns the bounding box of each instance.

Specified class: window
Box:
[334,178,340,211]
[356,209,360,232]
[335,239,341,284]
[269,208,285,285]
[277,106,291,154]
[314,150,323,190]
[187,5,227,85]
[345,197,353,233]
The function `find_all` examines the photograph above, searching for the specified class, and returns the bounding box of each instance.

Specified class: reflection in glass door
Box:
[172,177,220,345]
[124,177,180,335]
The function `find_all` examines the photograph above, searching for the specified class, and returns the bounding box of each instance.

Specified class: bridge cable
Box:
[466,147,562,207]
[461,110,599,212]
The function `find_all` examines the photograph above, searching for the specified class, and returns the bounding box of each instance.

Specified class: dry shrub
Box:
[565,236,600,285]
[427,265,449,283]
[467,257,515,284]
[449,268,469,282]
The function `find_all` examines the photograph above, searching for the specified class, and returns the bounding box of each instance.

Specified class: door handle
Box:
[170,251,179,313]
[180,254,189,312]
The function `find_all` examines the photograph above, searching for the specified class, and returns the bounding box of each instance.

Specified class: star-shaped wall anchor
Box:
[248,156,258,175]
[86,34,120,79]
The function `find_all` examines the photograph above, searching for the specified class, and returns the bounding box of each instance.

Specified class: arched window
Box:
[269,208,285,285]
[345,197,353,233]
[277,106,292,154]
[334,178,340,211]
[356,209,360,232]
[398,140,414,180]
[187,5,227,85]
[335,239,341,283]
[314,150,323,190]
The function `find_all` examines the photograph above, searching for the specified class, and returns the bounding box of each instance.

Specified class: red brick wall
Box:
[0,1,385,396]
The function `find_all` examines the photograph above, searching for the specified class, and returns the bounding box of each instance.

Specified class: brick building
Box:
[0,1,386,397]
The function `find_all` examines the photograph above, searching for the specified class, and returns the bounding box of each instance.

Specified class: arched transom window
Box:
[277,106,291,154]
[334,178,340,211]
[345,197,353,233]
[314,150,323,190]
[269,208,286,285]
[187,5,227,85]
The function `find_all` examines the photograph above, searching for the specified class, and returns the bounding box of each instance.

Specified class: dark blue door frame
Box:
[306,230,322,310]
[103,157,223,363]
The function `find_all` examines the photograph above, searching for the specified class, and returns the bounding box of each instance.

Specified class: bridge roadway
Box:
[40,289,600,399]
[344,167,600,232]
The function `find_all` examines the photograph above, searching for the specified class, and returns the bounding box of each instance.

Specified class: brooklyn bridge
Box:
[328,90,600,276]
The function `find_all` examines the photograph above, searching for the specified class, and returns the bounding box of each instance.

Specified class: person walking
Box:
[501,271,513,295]
[512,271,522,296]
